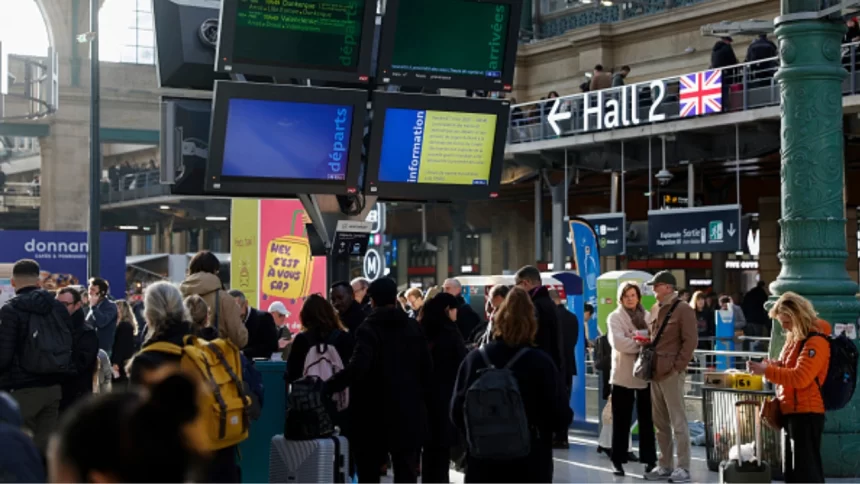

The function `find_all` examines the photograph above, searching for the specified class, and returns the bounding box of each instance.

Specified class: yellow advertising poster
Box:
[230,199,259,307]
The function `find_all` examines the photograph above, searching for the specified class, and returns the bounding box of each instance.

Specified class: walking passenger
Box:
[746,292,829,483]
[643,271,698,483]
[607,282,657,476]
[450,287,570,483]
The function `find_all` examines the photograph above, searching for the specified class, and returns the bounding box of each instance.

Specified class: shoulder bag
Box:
[633,300,681,381]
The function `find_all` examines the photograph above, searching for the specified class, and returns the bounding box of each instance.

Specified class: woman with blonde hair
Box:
[450,287,571,483]
[747,291,830,483]
[605,282,656,476]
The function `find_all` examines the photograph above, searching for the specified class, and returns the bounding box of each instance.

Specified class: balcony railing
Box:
[102,169,170,204]
[0,182,40,209]
[507,41,860,146]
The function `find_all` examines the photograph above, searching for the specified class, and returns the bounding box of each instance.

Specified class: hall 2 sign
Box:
[547,80,667,135]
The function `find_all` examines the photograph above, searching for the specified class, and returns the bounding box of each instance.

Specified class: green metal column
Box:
[772,8,860,478]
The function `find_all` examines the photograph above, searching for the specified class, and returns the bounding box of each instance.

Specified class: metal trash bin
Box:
[702,387,783,480]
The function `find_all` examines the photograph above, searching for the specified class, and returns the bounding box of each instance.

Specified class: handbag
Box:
[633,300,681,381]
[761,397,783,430]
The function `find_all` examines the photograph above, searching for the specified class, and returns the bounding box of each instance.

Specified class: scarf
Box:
[625,305,647,330]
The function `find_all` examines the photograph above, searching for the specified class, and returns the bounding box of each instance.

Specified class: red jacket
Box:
[765,320,831,415]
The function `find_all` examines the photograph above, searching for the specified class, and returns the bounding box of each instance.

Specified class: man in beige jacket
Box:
[643,271,697,483]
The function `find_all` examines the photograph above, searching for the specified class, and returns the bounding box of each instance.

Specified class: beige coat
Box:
[648,294,698,382]
[179,272,248,349]
[607,306,651,390]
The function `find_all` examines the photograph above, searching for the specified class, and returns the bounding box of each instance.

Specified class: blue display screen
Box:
[221,99,354,181]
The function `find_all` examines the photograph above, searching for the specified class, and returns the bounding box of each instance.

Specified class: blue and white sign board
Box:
[715,309,735,370]
[581,213,626,256]
[648,204,742,254]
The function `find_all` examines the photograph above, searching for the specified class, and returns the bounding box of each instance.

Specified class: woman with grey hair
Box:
[127,281,192,386]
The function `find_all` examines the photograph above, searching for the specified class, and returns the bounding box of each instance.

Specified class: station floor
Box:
[385,426,857,483]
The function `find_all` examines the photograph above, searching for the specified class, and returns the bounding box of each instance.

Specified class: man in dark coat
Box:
[514,266,565,372]
[327,278,433,483]
[229,290,279,360]
[0,259,73,452]
[745,34,778,83]
[56,287,99,412]
[330,281,368,335]
[549,289,579,449]
[442,278,482,340]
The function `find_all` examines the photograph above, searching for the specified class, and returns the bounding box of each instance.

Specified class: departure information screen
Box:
[377,108,497,185]
[229,0,367,71]
[389,0,510,79]
[221,98,354,181]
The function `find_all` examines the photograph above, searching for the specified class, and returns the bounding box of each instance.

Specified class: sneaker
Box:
[668,468,691,483]
[643,466,672,481]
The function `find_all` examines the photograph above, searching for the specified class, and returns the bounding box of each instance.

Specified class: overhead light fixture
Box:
[601,0,612,5]
[159,205,170,210]
[580,0,592,3]
[118,225,139,230]
[206,216,228,222]
[143,227,151,231]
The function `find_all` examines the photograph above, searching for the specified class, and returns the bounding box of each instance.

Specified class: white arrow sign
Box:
[547,98,571,136]
[727,223,736,237]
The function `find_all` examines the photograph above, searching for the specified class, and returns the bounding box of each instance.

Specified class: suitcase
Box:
[719,400,771,483]
[269,434,349,483]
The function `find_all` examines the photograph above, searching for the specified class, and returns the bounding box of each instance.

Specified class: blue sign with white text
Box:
[582,213,626,256]
[0,231,127,300]
[648,205,741,254]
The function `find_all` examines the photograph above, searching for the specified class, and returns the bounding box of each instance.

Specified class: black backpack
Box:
[800,331,859,411]
[284,376,335,440]
[463,347,532,460]
[593,334,612,373]
[16,303,73,376]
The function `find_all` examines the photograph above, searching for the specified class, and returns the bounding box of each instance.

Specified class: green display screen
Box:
[389,0,510,78]
[231,0,367,71]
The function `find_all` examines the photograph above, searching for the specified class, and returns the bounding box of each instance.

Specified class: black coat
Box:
[555,305,579,380]
[0,287,73,390]
[128,323,194,384]
[326,307,432,452]
[745,37,777,63]
[711,40,739,69]
[339,301,367,336]
[60,309,99,410]
[450,341,571,483]
[243,307,279,360]
[111,320,137,381]
[454,296,482,341]
[424,318,468,448]
[530,287,565,373]
[285,330,355,384]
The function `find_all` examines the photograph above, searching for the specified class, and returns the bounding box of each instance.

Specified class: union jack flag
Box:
[679,69,722,117]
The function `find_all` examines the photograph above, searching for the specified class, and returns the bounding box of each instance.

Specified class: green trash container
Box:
[240,360,286,483]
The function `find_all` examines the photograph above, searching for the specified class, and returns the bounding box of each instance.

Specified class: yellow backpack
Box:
[142,335,251,450]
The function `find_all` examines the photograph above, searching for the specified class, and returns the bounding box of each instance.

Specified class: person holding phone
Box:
[87,278,118,356]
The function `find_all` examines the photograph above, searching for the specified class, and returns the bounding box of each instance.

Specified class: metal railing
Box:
[102,169,170,204]
[507,40,860,145]
[0,181,40,209]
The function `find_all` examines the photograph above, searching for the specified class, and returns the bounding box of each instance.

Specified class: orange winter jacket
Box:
[765,320,831,415]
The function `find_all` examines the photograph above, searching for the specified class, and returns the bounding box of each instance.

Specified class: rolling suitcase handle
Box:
[734,400,762,465]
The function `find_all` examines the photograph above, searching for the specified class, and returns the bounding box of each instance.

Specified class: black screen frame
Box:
[205,81,368,197]
[365,92,510,202]
[215,0,377,84]
[376,0,522,92]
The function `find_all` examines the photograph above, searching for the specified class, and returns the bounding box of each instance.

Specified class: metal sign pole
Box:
[87,0,102,279]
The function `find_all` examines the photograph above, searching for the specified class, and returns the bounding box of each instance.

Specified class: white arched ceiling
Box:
[0,0,52,56]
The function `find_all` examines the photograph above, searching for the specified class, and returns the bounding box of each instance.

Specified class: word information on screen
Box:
[379,108,497,186]
[221,98,353,181]
[232,0,364,70]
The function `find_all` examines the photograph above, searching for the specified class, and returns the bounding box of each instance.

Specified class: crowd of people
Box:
[0,253,832,483]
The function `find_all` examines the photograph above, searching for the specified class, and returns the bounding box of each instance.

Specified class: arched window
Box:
[0,0,50,56]
[99,0,154,64]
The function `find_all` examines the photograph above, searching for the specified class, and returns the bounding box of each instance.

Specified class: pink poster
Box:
[258,199,327,334]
